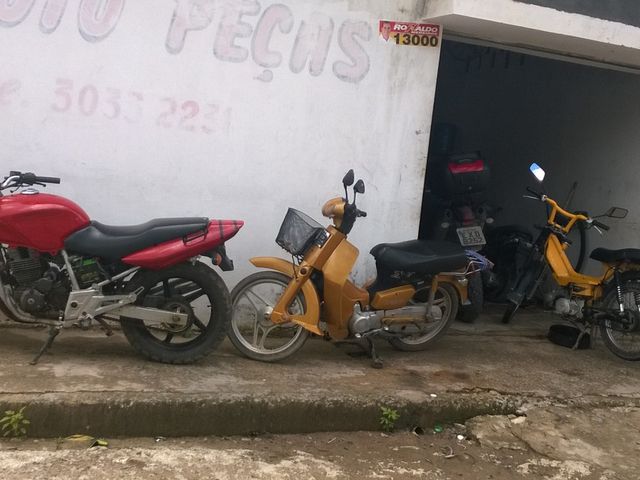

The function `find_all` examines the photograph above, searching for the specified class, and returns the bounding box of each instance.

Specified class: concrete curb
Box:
[0,392,518,438]
[2,392,638,438]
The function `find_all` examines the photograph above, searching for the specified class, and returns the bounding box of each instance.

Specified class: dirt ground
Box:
[0,406,634,480]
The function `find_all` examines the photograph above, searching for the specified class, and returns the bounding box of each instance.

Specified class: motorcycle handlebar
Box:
[34,175,61,184]
[3,172,61,188]
[592,219,610,231]
[20,172,61,185]
[525,186,543,200]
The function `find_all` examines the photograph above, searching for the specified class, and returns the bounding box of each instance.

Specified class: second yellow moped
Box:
[503,163,640,361]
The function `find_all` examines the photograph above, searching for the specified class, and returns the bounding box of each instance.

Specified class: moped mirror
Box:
[529,163,545,182]
[342,169,354,187]
[605,206,629,219]
[354,179,365,195]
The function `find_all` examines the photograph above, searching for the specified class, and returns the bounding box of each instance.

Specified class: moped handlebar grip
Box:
[525,186,542,199]
[592,220,610,231]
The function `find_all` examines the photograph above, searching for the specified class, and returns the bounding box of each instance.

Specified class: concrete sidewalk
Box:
[0,307,639,437]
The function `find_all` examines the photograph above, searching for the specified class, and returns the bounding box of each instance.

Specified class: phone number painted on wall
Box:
[379,21,441,47]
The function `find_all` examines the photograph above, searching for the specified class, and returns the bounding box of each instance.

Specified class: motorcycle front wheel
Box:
[502,301,520,324]
[388,282,459,351]
[228,271,310,362]
[601,279,640,361]
[120,262,231,364]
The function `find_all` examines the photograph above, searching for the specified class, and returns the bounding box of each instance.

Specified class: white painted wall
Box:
[0,0,441,286]
[432,43,640,273]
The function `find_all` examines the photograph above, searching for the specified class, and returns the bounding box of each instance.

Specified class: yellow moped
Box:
[229,170,486,367]
[504,163,640,360]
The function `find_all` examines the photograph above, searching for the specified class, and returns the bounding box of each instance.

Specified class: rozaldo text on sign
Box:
[379,20,441,47]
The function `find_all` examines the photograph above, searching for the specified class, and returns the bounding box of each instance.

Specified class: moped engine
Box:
[348,304,432,335]
[554,297,584,318]
[349,305,383,334]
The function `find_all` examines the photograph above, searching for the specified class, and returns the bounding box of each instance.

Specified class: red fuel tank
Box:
[0,192,90,253]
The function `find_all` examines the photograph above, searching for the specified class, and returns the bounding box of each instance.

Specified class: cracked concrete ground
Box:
[0,306,638,478]
[0,306,638,438]
[0,408,636,480]
[467,405,640,478]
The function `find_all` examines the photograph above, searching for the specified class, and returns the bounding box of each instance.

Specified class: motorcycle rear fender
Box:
[122,220,243,270]
[249,257,323,336]
[436,273,468,304]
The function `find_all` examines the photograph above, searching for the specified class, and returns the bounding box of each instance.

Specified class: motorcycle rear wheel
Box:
[457,273,483,323]
[601,279,640,361]
[120,262,231,364]
[228,271,309,362]
[388,282,459,351]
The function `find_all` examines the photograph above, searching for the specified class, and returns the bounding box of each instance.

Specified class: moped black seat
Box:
[590,247,640,264]
[65,217,209,260]
[370,240,468,274]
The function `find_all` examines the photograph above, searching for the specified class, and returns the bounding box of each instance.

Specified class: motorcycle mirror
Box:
[605,206,629,219]
[529,163,545,182]
[354,179,365,195]
[342,169,355,187]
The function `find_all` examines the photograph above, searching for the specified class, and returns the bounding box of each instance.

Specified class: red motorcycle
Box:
[0,171,243,364]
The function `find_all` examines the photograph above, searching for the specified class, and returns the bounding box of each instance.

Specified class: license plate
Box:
[456,226,486,247]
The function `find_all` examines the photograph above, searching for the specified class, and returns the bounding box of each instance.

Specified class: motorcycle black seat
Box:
[65,217,209,260]
[370,240,468,274]
[590,247,640,264]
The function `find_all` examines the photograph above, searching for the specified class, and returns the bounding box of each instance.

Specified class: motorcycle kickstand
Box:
[365,337,384,369]
[94,317,114,336]
[571,322,594,350]
[30,325,62,365]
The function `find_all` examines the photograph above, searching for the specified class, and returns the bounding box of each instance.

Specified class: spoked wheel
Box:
[601,280,640,361]
[120,262,231,364]
[388,282,459,352]
[229,271,309,362]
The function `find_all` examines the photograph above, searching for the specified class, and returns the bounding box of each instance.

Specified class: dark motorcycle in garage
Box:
[0,171,243,364]
[423,151,493,321]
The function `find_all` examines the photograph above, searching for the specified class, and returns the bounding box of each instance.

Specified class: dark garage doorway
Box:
[420,38,640,275]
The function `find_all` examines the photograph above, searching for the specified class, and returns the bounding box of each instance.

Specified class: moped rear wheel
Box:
[388,282,459,351]
[229,271,309,362]
[601,279,640,361]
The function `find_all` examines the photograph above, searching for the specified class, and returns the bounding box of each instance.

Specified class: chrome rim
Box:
[232,278,305,355]
[397,286,453,345]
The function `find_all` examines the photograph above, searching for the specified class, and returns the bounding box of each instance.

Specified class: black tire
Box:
[120,262,231,364]
[601,278,640,361]
[482,227,533,303]
[389,282,459,351]
[501,253,546,324]
[228,271,310,362]
[502,301,519,324]
[458,273,483,323]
